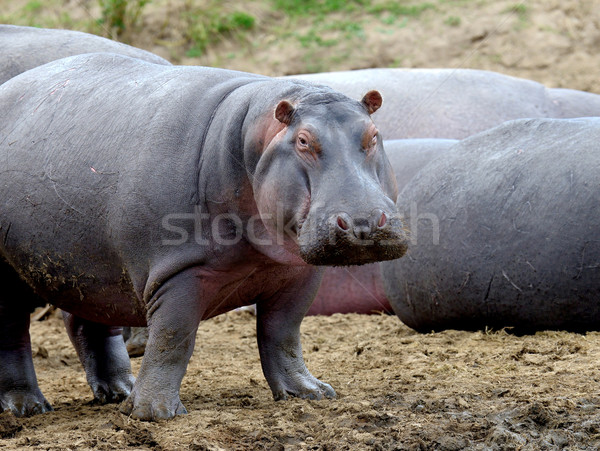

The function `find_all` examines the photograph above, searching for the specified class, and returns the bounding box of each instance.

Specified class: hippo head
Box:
[248,87,408,266]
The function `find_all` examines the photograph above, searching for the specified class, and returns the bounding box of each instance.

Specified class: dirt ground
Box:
[2,310,600,450]
[2,0,600,449]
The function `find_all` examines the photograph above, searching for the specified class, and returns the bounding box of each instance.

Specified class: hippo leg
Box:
[257,268,336,401]
[0,267,52,416]
[62,312,135,404]
[120,269,204,421]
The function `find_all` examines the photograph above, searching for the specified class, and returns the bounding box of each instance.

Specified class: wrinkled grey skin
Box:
[0,24,170,85]
[0,53,407,420]
[382,118,600,333]
[289,69,600,139]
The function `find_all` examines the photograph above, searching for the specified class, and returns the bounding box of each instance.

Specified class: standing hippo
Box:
[382,118,600,332]
[0,24,170,85]
[289,68,600,139]
[0,53,407,419]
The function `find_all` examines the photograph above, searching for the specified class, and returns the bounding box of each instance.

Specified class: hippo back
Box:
[289,68,600,139]
[0,24,171,85]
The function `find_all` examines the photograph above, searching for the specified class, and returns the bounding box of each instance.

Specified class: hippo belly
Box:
[382,118,600,332]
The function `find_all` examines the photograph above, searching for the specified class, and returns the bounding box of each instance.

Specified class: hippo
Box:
[0,24,170,85]
[382,117,600,332]
[122,138,457,356]
[0,53,408,420]
[289,68,600,139]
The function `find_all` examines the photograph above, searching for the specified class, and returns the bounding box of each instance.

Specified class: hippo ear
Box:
[361,90,383,115]
[275,100,295,125]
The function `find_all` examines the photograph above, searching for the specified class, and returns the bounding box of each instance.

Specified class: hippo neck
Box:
[197,79,319,265]
[198,79,314,213]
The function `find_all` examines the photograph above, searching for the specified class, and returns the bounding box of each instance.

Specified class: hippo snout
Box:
[297,208,408,266]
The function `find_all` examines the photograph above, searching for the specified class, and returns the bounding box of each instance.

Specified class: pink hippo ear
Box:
[275,100,295,125]
[361,90,383,115]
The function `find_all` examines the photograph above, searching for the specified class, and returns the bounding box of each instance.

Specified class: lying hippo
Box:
[382,118,600,332]
[0,24,170,85]
[0,53,407,420]
[290,69,600,139]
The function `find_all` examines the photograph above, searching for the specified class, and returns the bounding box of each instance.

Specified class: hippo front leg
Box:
[62,312,135,404]
[256,267,336,401]
[120,269,204,421]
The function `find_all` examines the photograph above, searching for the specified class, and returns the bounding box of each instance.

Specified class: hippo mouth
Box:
[297,214,409,266]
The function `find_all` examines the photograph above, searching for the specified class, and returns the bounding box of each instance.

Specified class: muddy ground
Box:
[2,0,600,449]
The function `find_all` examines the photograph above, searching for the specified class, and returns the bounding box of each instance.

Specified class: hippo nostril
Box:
[337,216,349,231]
[378,212,387,228]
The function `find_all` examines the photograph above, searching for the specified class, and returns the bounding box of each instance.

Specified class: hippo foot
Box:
[271,375,336,401]
[90,374,135,405]
[125,327,148,358]
[119,392,187,421]
[1,390,53,417]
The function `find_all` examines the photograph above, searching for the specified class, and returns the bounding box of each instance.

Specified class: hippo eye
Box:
[363,127,379,154]
[296,133,310,150]
[364,134,377,154]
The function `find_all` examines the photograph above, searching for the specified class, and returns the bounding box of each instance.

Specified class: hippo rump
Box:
[307,139,457,315]
[0,24,170,85]
[382,117,600,333]
[289,68,600,139]
[0,53,408,419]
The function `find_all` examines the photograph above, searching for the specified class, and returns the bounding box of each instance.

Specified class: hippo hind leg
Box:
[123,326,148,357]
[0,261,52,416]
[62,312,135,404]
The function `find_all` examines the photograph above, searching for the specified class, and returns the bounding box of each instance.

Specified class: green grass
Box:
[272,0,368,16]
[23,0,43,13]
[183,7,256,57]
[367,1,435,16]
[505,2,529,29]
[97,0,150,36]
[272,0,434,20]
[444,15,461,26]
